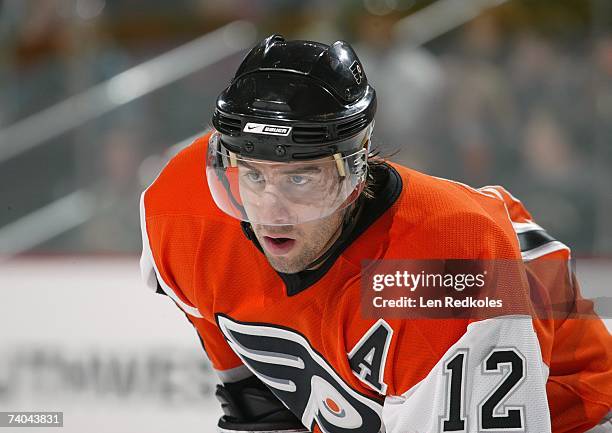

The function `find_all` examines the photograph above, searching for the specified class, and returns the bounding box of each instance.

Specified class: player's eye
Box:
[244,171,264,183]
[288,175,310,186]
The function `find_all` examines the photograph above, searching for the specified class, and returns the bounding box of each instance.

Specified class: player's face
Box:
[237,157,346,273]
[250,208,345,274]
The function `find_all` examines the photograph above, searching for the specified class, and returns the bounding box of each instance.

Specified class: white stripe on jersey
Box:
[512,221,544,234]
[139,190,203,318]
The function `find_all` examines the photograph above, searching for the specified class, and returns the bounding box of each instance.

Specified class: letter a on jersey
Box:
[348,319,393,394]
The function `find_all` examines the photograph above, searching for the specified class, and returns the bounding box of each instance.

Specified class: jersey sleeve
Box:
[381,187,612,433]
[139,189,252,382]
[380,211,553,433]
[482,185,612,432]
[534,254,612,432]
[382,315,551,433]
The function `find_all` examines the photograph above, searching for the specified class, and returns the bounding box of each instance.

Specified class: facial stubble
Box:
[253,210,345,274]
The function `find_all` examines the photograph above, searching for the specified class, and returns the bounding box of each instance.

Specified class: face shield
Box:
[205,129,370,226]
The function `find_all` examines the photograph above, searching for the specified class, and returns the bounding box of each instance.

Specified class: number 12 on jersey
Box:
[442,348,526,432]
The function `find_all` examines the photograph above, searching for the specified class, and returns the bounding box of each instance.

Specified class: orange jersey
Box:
[140,133,612,433]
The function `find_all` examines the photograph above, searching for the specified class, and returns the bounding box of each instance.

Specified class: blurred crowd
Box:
[1,0,611,255]
[360,12,612,253]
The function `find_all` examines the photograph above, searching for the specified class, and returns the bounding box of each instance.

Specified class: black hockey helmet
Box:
[206,35,376,225]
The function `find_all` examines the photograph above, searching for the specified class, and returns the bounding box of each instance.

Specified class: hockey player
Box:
[140,35,612,432]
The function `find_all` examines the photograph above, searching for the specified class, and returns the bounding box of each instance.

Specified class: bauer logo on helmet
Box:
[243,122,292,136]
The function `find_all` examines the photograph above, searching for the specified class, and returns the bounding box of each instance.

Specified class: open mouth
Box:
[262,236,296,255]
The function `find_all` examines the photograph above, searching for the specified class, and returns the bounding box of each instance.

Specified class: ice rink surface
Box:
[0,257,609,432]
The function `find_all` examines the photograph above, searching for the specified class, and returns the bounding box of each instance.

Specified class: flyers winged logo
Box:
[216,315,383,433]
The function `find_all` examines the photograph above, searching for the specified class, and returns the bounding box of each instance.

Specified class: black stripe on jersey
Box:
[517,230,556,252]
[155,281,165,295]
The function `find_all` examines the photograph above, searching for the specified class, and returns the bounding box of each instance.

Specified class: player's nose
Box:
[258,188,294,225]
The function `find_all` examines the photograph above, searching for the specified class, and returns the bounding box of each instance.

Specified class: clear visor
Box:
[206,131,369,226]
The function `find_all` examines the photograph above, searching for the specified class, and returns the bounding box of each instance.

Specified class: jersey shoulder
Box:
[384,163,521,259]
[139,132,244,315]
[143,132,226,221]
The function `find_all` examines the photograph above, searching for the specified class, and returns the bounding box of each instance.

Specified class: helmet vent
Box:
[215,112,242,135]
[337,114,368,140]
[292,125,328,143]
